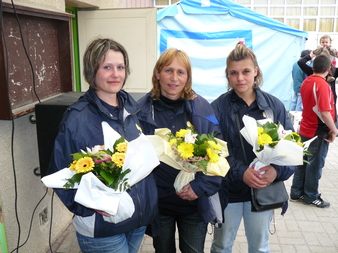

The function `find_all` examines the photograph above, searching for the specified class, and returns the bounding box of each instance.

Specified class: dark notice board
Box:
[0,3,74,120]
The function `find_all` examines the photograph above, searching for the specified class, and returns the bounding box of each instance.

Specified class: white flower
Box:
[277,124,292,139]
[81,145,104,154]
[184,131,198,144]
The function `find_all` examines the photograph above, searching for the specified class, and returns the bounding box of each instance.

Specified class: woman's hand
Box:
[243,167,267,189]
[176,183,198,201]
[258,165,277,185]
[95,209,111,217]
[243,165,277,189]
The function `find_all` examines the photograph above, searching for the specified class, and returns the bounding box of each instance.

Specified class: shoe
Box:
[290,195,304,202]
[305,196,330,208]
[327,76,335,82]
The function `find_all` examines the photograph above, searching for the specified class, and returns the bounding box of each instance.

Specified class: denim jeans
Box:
[290,135,329,203]
[76,226,146,253]
[153,212,207,253]
[211,201,272,253]
[290,92,302,111]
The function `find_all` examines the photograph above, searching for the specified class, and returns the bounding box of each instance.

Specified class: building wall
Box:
[0,0,153,252]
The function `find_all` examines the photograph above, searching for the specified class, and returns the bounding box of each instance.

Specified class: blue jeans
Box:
[290,92,302,111]
[153,213,207,253]
[211,201,273,253]
[76,226,146,253]
[290,135,329,203]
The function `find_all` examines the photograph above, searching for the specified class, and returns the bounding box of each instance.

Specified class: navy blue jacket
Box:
[138,93,223,224]
[211,88,295,212]
[47,88,158,237]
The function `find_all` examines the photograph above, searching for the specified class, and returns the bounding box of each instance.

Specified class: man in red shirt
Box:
[290,54,337,208]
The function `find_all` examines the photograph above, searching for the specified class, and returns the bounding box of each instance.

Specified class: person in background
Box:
[312,35,337,83]
[306,35,338,94]
[47,38,158,253]
[290,54,337,208]
[210,42,295,253]
[314,35,337,66]
[138,48,222,253]
[290,49,311,111]
[298,47,338,121]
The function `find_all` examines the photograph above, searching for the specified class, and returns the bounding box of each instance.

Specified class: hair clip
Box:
[239,41,245,44]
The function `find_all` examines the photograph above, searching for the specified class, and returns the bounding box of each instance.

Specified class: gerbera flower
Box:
[177,142,194,159]
[207,148,220,163]
[208,141,222,151]
[169,138,177,147]
[116,142,128,152]
[258,133,273,146]
[69,160,77,171]
[112,152,126,168]
[176,129,191,138]
[75,157,94,173]
[258,127,264,135]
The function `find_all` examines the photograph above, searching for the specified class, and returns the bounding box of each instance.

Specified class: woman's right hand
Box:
[243,167,268,189]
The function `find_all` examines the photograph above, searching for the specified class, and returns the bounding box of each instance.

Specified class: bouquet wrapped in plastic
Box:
[147,122,230,192]
[239,115,315,171]
[41,121,159,223]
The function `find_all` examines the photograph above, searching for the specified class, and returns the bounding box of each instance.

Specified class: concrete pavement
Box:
[51,137,338,253]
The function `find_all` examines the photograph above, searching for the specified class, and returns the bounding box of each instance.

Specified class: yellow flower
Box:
[207,148,220,163]
[187,121,195,130]
[116,142,128,152]
[69,160,77,171]
[208,141,222,151]
[258,133,273,146]
[112,152,126,168]
[176,129,191,138]
[75,157,94,173]
[258,127,264,135]
[169,138,177,147]
[177,142,194,159]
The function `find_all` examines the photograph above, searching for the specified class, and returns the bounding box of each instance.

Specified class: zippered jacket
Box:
[138,93,222,224]
[47,88,158,237]
[211,88,295,213]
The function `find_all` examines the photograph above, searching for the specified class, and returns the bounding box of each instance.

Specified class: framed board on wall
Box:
[0,2,74,120]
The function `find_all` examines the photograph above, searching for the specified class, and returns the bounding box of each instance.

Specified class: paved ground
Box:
[51,138,338,253]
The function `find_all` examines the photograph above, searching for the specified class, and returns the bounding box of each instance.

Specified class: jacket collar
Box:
[85,88,140,119]
[229,88,271,111]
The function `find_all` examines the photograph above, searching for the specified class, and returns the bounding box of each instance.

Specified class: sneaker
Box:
[290,195,304,202]
[306,196,330,208]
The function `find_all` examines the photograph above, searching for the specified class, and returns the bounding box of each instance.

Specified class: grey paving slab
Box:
[53,138,338,253]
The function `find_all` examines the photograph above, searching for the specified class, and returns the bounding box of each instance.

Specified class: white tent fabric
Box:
[157,0,308,109]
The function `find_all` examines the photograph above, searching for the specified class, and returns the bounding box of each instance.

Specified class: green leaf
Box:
[194,143,208,157]
[71,152,86,160]
[63,173,85,189]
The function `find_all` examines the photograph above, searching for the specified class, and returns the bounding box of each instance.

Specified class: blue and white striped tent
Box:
[157,0,308,109]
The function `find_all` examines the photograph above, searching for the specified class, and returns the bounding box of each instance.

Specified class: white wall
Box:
[0,113,73,252]
[0,1,131,252]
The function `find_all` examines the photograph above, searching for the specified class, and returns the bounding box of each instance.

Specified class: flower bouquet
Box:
[41,121,160,223]
[239,115,315,171]
[147,122,230,192]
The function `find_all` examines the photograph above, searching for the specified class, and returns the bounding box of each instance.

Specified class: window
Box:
[287,18,300,29]
[271,7,285,15]
[304,19,317,31]
[287,0,302,4]
[254,7,268,15]
[304,7,318,15]
[319,18,334,32]
[286,7,301,16]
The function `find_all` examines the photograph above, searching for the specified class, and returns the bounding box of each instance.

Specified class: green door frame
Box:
[66,6,81,91]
